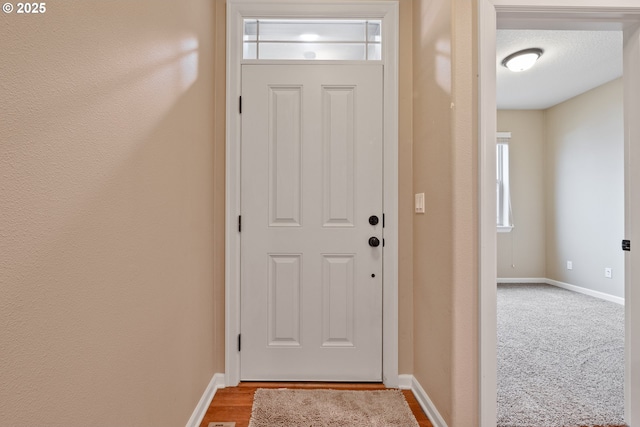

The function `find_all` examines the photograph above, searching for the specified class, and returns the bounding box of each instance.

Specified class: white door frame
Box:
[225,0,399,387]
[479,1,640,425]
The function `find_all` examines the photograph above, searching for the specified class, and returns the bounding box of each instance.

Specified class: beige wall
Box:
[1,0,482,425]
[546,78,624,297]
[497,110,546,278]
[412,0,478,424]
[397,0,415,375]
[497,80,624,300]
[0,1,224,425]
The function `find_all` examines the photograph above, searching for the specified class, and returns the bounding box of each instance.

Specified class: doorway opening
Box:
[225,0,400,388]
[495,28,625,425]
[480,2,640,426]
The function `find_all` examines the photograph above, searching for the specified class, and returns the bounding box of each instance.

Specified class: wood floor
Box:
[199,382,434,427]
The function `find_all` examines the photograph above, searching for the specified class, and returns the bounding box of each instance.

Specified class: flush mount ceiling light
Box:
[502,48,543,72]
[299,33,320,42]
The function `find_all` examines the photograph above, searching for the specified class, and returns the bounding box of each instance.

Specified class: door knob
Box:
[368,237,380,247]
[369,215,379,226]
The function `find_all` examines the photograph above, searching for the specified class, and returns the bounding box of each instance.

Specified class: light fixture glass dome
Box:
[502,48,543,72]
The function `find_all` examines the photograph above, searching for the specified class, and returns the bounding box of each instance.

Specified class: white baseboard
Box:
[186,373,226,427]
[498,278,625,305]
[398,374,448,427]
[545,279,625,305]
[398,374,413,390]
[497,277,547,284]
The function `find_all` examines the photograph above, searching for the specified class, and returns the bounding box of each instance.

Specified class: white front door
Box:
[240,64,383,381]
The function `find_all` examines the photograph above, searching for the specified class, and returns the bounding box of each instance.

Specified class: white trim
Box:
[398,375,447,427]
[478,2,498,426]
[480,2,640,426]
[545,279,625,306]
[496,277,547,284]
[498,278,625,305]
[185,373,226,427]
[226,0,399,388]
[497,225,513,233]
[397,374,413,390]
[623,24,640,426]
[490,0,640,7]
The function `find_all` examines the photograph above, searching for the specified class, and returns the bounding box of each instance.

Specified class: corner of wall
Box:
[185,373,226,427]
[400,375,449,427]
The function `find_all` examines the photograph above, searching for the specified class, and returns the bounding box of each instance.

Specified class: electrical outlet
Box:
[567,261,573,270]
[605,268,612,279]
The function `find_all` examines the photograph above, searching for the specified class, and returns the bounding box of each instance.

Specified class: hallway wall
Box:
[0,0,481,425]
[412,0,479,424]
[0,1,223,425]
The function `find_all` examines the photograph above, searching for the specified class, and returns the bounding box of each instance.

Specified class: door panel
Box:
[323,86,356,226]
[268,86,302,227]
[240,65,383,381]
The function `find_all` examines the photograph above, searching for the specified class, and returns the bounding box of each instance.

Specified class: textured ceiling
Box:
[497,30,623,110]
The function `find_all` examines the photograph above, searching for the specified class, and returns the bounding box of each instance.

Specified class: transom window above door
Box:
[243,19,382,61]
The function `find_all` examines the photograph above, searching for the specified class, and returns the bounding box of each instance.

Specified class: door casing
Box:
[225,0,400,387]
[479,1,640,426]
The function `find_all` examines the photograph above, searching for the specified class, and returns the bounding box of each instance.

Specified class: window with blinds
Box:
[497,132,513,232]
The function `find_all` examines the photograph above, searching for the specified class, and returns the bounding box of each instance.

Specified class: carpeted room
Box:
[496,33,626,426]
[497,284,624,427]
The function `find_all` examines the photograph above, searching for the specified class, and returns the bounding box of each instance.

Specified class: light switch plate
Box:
[415,193,425,214]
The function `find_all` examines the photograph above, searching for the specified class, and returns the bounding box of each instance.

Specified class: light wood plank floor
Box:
[199,382,434,427]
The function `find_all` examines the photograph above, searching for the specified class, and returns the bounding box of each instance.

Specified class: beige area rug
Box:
[248,388,420,427]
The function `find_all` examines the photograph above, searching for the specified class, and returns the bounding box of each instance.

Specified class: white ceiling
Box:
[496,30,623,110]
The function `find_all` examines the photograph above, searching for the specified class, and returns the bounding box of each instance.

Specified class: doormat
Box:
[248,388,419,427]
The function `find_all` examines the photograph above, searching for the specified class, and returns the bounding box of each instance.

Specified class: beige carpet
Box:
[497,284,625,427]
[248,388,419,427]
